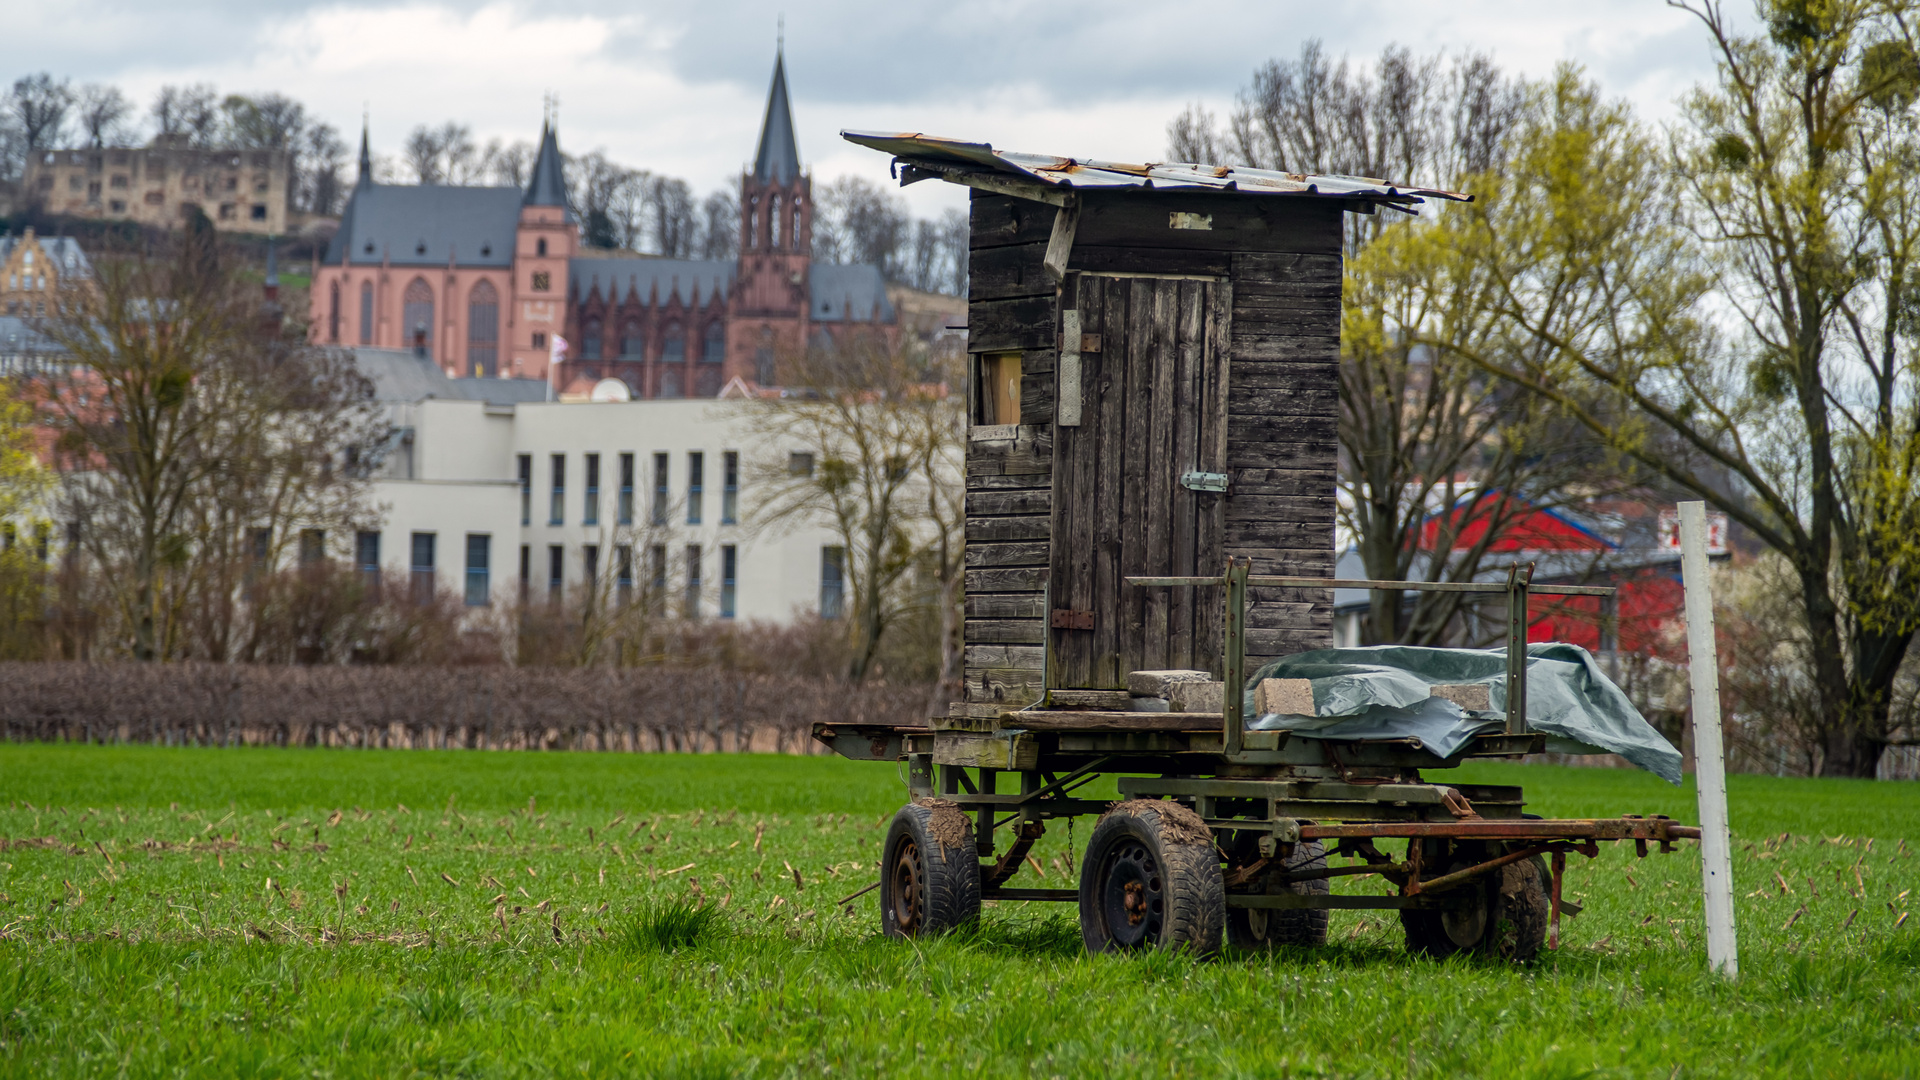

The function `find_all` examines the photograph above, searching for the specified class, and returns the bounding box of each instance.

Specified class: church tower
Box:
[512,118,577,379]
[731,46,812,382]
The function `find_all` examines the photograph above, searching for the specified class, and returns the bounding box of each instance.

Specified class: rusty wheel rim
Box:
[891,837,924,935]
[1097,839,1163,949]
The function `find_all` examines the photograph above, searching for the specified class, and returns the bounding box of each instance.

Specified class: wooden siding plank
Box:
[965,618,1046,644]
[1167,278,1203,669]
[1074,193,1343,255]
[969,241,1053,301]
[1141,279,1181,668]
[966,489,1051,516]
[967,515,1051,542]
[967,567,1048,593]
[969,193,1057,249]
[966,593,1047,619]
[1067,245,1232,278]
[965,541,1052,569]
[969,296,1056,353]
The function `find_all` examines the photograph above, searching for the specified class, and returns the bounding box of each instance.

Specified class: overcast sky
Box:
[9,0,1758,216]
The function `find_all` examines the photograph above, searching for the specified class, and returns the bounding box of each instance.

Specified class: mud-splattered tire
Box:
[880,799,980,938]
[1226,838,1330,949]
[1078,800,1224,957]
[1400,840,1550,962]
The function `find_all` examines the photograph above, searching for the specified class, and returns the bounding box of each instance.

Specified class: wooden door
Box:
[1049,273,1232,689]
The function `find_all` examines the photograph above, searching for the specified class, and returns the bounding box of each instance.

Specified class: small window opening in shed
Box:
[976,351,1022,425]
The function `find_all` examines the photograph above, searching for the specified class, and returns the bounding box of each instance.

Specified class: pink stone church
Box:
[307,51,897,396]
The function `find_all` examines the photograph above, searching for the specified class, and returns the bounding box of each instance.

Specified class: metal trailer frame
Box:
[818,564,1701,955]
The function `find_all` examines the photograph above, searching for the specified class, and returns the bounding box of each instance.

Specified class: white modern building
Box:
[355,349,845,621]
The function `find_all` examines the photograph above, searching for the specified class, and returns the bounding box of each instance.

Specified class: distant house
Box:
[309,48,898,394]
[1,227,91,319]
[22,139,290,235]
[1334,494,1726,661]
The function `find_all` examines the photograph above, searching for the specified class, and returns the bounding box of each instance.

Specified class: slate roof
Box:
[322,185,523,268]
[353,348,550,405]
[754,51,801,184]
[524,122,576,222]
[808,263,894,322]
[569,258,733,307]
[0,234,92,278]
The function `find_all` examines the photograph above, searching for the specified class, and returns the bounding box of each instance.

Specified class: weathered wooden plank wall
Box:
[962,189,1343,702]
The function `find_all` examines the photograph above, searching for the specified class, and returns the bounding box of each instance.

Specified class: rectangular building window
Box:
[722,451,739,525]
[298,528,325,565]
[821,546,845,619]
[720,544,736,619]
[519,544,530,604]
[687,452,704,525]
[517,453,531,526]
[547,544,564,605]
[616,543,633,607]
[410,531,436,604]
[355,530,380,592]
[584,453,600,526]
[549,454,565,525]
[618,453,634,525]
[651,452,670,525]
[649,544,667,615]
[465,534,490,606]
[685,544,702,618]
[583,543,599,594]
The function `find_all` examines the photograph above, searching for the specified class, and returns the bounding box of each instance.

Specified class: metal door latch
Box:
[1180,471,1229,493]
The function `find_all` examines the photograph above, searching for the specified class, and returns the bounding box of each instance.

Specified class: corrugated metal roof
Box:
[842,130,1470,205]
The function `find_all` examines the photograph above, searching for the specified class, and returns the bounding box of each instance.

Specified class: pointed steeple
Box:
[523,119,576,222]
[355,117,372,191]
[753,47,800,184]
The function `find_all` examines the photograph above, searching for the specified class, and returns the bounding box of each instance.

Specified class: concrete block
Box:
[1168,681,1225,713]
[1126,669,1212,697]
[1431,683,1492,712]
[1254,678,1316,716]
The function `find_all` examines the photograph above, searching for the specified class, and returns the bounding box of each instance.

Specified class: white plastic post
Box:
[1678,501,1739,978]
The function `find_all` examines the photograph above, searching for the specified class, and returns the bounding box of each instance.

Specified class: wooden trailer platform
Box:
[828,131,1696,960]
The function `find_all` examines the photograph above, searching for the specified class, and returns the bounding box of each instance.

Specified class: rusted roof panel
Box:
[842,130,1471,205]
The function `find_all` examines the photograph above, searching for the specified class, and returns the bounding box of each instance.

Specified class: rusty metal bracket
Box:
[983,819,1047,887]
[1050,608,1094,630]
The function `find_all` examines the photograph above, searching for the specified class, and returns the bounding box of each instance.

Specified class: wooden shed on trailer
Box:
[843,132,1468,711]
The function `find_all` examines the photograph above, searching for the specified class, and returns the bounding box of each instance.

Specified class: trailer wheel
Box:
[1078,800,1223,957]
[1225,837,1330,949]
[880,799,980,939]
[1401,840,1550,962]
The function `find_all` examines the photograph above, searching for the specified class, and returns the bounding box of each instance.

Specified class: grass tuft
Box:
[621,900,727,953]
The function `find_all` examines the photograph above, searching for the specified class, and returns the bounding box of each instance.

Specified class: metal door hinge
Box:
[1180,470,1229,494]
[1050,608,1094,630]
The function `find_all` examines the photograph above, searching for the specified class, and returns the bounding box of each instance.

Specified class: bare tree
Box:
[8,74,73,152]
[481,139,537,187]
[301,123,347,215]
[150,84,219,147]
[75,84,133,148]
[403,122,478,185]
[813,175,910,274]
[740,334,963,683]
[647,177,698,256]
[698,188,739,261]
[568,150,638,249]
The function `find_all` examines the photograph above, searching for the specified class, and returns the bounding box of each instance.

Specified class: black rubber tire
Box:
[1078,800,1224,957]
[879,799,980,938]
[1225,837,1330,949]
[1400,839,1550,962]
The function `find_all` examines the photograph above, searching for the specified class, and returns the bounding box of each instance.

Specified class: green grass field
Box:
[1,743,1915,1078]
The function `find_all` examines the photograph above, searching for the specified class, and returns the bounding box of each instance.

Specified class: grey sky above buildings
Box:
[10,1,1757,216]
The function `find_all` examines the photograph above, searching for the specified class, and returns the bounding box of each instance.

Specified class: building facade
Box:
[354,349,846,621]
[1,227,91,318]
[22,139,289,235]
[308,49,896,393]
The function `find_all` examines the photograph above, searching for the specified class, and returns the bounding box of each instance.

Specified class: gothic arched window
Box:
[620,320,643,358]
[328,280,340,342]
[701,321,725,364]
[403,278,433,356]
[467,280,499,377]
[358,280,373,345]
[746,195,759,250]
[791,199,803,252]
[769,193,782,250]
[582,316,603,360]
[663,323,685,364]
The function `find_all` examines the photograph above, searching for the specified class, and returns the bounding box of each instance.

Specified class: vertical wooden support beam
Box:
[1504,563,1533,735]
[1043,194,1080,283]
[1223,558,1248,756]
[1680,501,1739,978]
[1058,308,1082,427]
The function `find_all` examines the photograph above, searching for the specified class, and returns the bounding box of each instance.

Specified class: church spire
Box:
[753,45,800,184]
[355,115,372,191]
[523,115,576,222]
